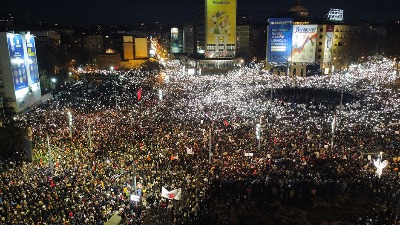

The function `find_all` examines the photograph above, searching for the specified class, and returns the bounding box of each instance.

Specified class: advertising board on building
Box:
[323,25,334,63]
[170,28,180,54]
[291,25,318,62]
[7,33,28,91]
[206,0,236,58]
[25,34,40,84]
[267,18,293,63]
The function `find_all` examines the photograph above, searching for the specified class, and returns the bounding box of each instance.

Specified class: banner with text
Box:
[291,25,318,62]
[267,18,293,63]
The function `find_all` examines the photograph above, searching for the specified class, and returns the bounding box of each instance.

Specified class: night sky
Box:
[1,0,399,26]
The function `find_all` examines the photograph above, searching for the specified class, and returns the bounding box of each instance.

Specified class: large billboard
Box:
[291,25,318,62]
[134,38,148,59]
[267,18,293,63]
[25,34,40,84]
[323,25,334,63]
[7,33,28,91]
[170,28,180,54]
[206,0,236,58]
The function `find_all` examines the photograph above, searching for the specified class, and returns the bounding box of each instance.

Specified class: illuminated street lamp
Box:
[67,110,73,137]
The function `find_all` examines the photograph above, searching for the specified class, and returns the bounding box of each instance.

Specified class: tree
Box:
[0,97,27,163]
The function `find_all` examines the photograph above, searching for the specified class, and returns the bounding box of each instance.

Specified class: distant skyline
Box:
[1,0,399,26]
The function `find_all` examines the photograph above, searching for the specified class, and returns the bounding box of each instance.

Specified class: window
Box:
[318,55,321,59]
[319,35,323,38]
[320,28,324,32]
[318,49,322,52]
[319,42,322,45]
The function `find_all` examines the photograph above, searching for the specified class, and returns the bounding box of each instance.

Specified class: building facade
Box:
[196,0,237,59]
[266,2,363,76]
[0,32,41,113]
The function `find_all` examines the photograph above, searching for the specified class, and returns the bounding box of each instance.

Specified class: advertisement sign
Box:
[291,25,318,62]
[25,34,40,84]
[323,25,334,63]
[7,33,28,91]
[135,38,148,58]
[267,18,293,63]
[206,0,236,58]
[170,28,180,54]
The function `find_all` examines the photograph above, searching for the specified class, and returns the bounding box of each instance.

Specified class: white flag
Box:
[161,187,182,200]
[186,147,194,155]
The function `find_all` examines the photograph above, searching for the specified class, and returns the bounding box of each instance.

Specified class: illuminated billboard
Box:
[206,0,236,58]
[267,18,293,63]
[323,25,334,63]
[7,33,28,91]
[291,25,318,62]
[170,28,180,54]
[25,34,40,84]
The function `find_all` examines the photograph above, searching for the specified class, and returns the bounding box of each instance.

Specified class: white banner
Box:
[161,187,182,200]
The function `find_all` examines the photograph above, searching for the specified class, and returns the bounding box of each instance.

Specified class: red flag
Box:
[137,88,142,101]
[223,119,229,127]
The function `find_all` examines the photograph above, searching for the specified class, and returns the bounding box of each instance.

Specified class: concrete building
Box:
[0,32,41,113]
[266,1,363,76]
[195,0,237,59]
[183,21,195,55]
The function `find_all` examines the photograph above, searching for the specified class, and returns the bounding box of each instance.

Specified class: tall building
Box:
[183,21,195,55]
[266,1,363,76]
[170,28,183,54]
[196,0,237,59]
[0,32,41,113]
[83,35,104,56]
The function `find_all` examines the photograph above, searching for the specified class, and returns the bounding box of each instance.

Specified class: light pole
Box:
[46,134,53,175]
[256,117,262,152]
[114,81,118,113]
[88,121,93,151]
[287,57,291,76]
[51,78,56,98]
[133,160,137,195]
[208,126,212,164]
[67,110,73,138]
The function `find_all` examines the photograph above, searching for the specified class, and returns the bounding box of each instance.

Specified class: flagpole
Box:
[208,126,212,164]
[88,121,93,151]
[47,134,53,175]
[133,160,137,195]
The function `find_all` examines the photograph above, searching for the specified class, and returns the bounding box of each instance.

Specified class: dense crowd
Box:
[1,57,400,224]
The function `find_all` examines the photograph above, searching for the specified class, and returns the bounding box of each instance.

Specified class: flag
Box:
[137,88,142,101]
[223,119,229,127]
[170,155,179,160]
[161,187,182,200]
[186,147,194,155]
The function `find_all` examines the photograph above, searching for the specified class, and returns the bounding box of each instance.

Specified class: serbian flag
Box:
[170,155,179,160]
[137,88,142,101]
[161,187,182,200]
[223,119,229,127]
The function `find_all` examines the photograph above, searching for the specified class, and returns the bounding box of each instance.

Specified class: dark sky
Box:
[1,0,399,26]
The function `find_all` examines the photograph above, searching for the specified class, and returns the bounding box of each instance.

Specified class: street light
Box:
[67,110,73,137]
[287,57,291,76]
[256,117,262,152]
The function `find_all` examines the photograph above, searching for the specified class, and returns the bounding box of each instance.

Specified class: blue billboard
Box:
[25,34,40,84]
[7,34,28,91]
[267,18,293,63]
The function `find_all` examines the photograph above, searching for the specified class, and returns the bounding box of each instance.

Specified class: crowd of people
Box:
[0,57,400,224]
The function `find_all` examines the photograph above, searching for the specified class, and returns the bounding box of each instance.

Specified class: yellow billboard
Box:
[135,38,148,59]
[206,0,236,45]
